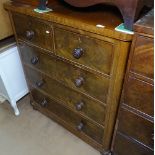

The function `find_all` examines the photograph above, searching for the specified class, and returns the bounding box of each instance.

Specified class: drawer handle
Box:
[73,48,84,59]
[77,122,84,131]
[36,80,44,88]
[31,57,39,65]
[40,98,48,107]
[74,77,84,87]
[75,101,84,111]
[25,30,34,40]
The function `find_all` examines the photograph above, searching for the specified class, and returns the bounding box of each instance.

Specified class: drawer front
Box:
[118,108,154,149]
[20,44,109,103]
[19,43,57,78]
[113,132,153,155]
[25,67,106,125]
[124,76,154,117]
[130,36,154,79]
[31,88,104,144]
[12,13,53,50]
[54,27,114,75]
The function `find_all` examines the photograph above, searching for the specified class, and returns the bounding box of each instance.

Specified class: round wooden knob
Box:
[25,30,34,40]
[31,57,39,65]
[72,48,84,59]
[40,98,48,107]
[75,101,84,111]
[74,77,84,87]
[77,122,84,131]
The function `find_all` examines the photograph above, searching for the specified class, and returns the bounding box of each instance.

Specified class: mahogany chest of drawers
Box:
[112,9,154,155]
[5,1,132,154]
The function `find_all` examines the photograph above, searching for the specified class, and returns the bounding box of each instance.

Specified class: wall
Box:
[0,0,13,40]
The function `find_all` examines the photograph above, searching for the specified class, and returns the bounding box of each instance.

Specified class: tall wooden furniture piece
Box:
[112,9,154,155]
[4,1,133,154]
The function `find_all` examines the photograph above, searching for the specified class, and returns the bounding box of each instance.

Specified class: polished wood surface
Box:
[54,26,114,75]
[31,88,104,144]
[25,66,106,126]
[12,13,54,50]
[118,107,153,149]
[4,1,133,41]
[134,9,154,36]
[124,76,154,117]
[112,9,154,155]
[114,132,153,155]
[63,0,153,30]
[130,36,154,80]
[20,43,110,103]
[5,1,132,154]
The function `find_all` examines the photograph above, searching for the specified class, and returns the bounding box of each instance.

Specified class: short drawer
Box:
[54,27,114,75]
[31,88,104,144]
[124,76,154,117]
[12,13,53,50]
[25,67,106,126]
[118,108,154,149]
[130,35,154,79]
[113,132,153,155]
[19,43,57,78]
[20,43,109,103]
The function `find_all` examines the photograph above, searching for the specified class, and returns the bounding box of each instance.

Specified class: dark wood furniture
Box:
[11,0,154,30]
[4,1,133,154]
[63,0,153,30]
[112,9,154,155]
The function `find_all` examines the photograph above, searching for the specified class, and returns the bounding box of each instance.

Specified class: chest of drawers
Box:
[4,1,132,154]
[112,9,154,155]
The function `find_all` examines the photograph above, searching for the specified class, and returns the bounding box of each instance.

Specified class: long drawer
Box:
[31,88,104,144]
[20,43,109,103]
[124,76,154,117]
[130,36,154,79]
[54,27,114,75]
[12,13,54,51]
[113,132,153,155]
[118,108,154,149]
[25,66,106,126]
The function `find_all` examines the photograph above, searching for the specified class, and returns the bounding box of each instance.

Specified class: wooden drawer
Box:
[130,36,154,79]
[54,27,114,75]
[118,108,154,149]
[20,43,109,103]
[113,132,153,155]
[12,13,53,50]
[124,76,154,117]
[31,88,104,144]
[25,66,106,126]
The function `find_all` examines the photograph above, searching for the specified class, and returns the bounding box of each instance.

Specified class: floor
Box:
[0,95,99,155]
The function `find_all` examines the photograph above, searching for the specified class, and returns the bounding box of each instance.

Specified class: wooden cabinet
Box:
[4,1,132,154]
[112,9,154,155]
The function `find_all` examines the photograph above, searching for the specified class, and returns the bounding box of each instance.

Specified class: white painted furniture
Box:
[0,44,29,116]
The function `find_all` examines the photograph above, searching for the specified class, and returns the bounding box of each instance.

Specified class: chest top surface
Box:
[134,9,154,36]
[5,1,133,41]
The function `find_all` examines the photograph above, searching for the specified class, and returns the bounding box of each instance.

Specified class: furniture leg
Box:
[10,100,20,116]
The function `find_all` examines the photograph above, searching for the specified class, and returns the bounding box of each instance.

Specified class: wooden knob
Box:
[40,98,48,107]
[75,101,84,111]
[74,77,84,87]
[31,57,39,65]
[25,30,34,40]
[36,80,44,88]
[77,122,84,131]
[72,48,84,59]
